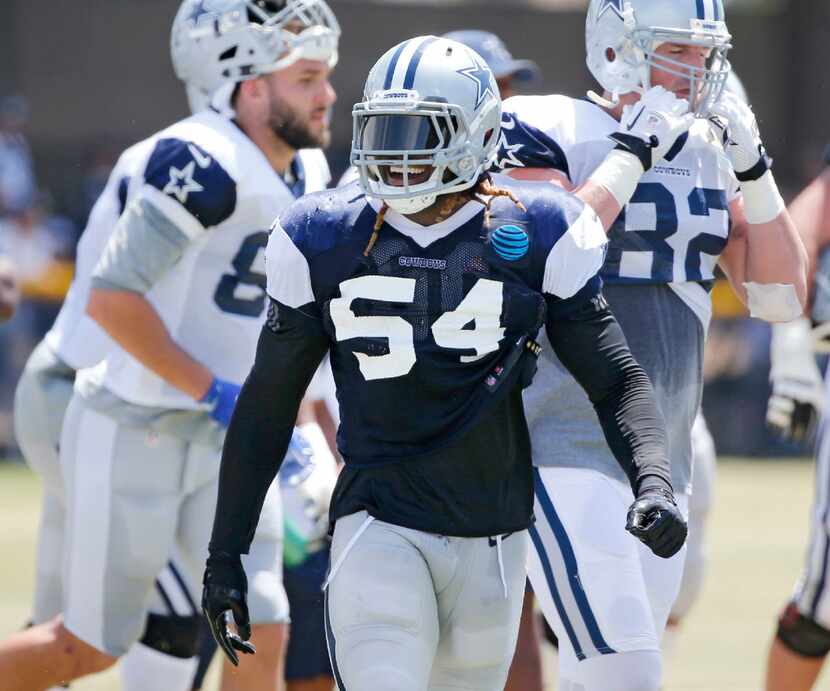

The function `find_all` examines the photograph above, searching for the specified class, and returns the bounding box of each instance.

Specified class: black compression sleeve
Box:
[209,300,329,556]
[545,294,673,496]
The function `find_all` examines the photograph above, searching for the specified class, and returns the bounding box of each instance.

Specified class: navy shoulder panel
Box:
[488,173,583,239]
[494,112,570,180]
[143,137,236,228]
[485,175,586,283]
[276,181,371,260]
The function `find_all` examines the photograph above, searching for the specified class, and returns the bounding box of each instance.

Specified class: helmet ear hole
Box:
[605,47,616,62]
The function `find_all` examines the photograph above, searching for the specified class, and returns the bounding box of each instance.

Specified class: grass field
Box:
[0,459,828,690]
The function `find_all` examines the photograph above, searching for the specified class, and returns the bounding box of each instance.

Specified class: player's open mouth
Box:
[384,165,434,187]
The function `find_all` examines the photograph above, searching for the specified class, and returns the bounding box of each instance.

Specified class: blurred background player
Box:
[764,145,830,691]
[496,0,806,688]
[442,29,541,100]
[0,1,339,691]
[0,256,18,323]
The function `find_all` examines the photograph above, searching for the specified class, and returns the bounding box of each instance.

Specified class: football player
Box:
[0,2,339,691]
[200,35,687,691]
[495,0,807,688]
[764,148,830,691]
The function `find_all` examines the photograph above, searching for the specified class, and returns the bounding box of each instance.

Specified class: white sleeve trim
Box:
[543,205,608,299]
[138,185,204,240]
[265,222,315,308]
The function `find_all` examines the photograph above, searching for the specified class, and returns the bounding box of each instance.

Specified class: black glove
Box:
[625,487,687,559]
[202,551,256,666]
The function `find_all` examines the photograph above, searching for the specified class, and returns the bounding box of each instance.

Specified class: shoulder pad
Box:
[143,138,236,228]
[276,183,366,260]
[495,111,570,179]
[488,174,583,237]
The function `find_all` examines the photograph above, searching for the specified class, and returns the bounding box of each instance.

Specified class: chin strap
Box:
[586,90,619,109]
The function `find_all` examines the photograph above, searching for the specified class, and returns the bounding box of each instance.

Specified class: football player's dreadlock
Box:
[363,173,526,256]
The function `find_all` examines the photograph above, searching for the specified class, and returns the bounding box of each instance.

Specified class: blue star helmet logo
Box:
[596,0,624,19]
[457,52,496,110]
[188,0,211,24]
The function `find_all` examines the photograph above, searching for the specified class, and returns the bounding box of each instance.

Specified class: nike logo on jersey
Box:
[163,161,205,203]
[188,143,213,169]
[626,105,645,131]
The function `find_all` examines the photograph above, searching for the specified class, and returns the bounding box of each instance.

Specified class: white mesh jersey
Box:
[87,109,330,410]
[44,143,151,370]
[498,94,740,329]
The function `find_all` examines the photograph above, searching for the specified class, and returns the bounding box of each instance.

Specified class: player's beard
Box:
[267,100,330,150]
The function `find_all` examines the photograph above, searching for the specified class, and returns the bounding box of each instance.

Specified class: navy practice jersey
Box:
[266,177,607,466]
[208,176,672,543]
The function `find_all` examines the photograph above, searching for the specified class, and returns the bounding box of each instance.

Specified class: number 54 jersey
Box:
[94,110,329,411]
[266,177,607,466]
[497,95,739,494]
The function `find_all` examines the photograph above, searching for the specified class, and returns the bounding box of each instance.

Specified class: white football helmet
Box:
[585,0,731,114]
[171,0,340,113]
[351,36,502,215]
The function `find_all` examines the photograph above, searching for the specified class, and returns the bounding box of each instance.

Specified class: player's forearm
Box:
[210,361,298,557]
[210,318,328,555]
[743,212,808,309]
[577,149,646,233]
[574,180,624,233]
[87,288,213,399]
[547,304,672,495]
[787,170,830,306]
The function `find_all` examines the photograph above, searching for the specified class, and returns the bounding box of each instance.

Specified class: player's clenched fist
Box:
[202,551,256,666]
[609,85,695,172]
[625,487,688,559]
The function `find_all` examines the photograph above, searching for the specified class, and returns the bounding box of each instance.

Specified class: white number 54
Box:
[329,275,505,381]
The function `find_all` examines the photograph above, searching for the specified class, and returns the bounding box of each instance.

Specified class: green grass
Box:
[0,459,828,689]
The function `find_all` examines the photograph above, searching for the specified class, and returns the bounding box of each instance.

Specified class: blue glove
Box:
[201,378,241,428]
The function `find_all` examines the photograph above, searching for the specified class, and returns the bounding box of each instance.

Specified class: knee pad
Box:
[776,601,830,658]
[139,613,202,659]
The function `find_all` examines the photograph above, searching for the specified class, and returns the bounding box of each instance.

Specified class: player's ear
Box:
[237,78,266,108]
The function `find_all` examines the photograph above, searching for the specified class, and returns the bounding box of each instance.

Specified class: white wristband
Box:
[743,281,803,323]
[740,170,787,225]
[587,149,645,208]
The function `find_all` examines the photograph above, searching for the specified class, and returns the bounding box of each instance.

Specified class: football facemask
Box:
[351,37,501,215]
[586,0,732,115]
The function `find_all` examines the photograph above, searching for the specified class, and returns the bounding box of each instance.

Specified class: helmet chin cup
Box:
[386,194,437,215]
